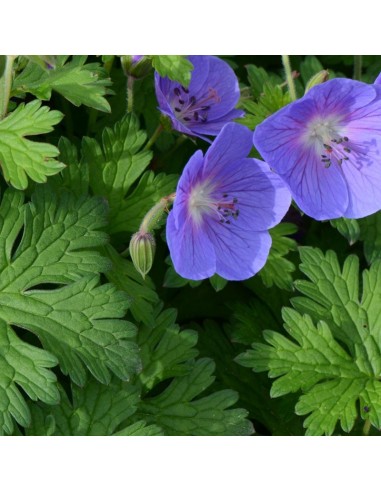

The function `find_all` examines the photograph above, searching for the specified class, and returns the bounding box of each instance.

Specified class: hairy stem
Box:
[0,55,15,119]
[353,55,363,81]
[140,193,176,233]
[281,55,297,101]
[127,75,134,113]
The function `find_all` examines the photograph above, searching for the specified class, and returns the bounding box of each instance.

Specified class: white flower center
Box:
[188,181,240,226]
[303,116,352,168]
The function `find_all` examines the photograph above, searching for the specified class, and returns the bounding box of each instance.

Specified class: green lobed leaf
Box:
[238,247,381,435]
[138,358,254,436]
[27,379,140,436]
[0,318,59,435]
[13,55,112,112]
[0,100,64,189]
[0,185,141,433]
[83,113,177,235]
[151,56,194,87]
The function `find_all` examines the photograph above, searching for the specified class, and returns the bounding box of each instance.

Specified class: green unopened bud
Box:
[121,55,152,79]
[305,70,330,94]
[129,231,156,279]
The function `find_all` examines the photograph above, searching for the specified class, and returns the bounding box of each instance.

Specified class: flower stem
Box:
[0,55,15,119]
[353,55,363,81]
[144,123,164,150]
[282,55,297,101]
[362,418,371,436]
[140,193,176,233]
[127,75,134,113]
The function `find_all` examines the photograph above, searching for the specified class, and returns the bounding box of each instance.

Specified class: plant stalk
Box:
[281,55,297,101]
[353,55,363,81]
[144,123,164,150]
[127,75,135,113]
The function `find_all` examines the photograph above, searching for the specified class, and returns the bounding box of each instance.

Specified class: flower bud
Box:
[121,55,152,79]
[129,231,156,279]
[305,70,330,94]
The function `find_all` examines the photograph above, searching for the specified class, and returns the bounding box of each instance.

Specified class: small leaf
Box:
[0,100,64,189]
[330,217,360,245]
[152,56,194,87]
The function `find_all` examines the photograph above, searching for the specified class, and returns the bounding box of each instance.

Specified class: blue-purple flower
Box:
[166,123,291,281]
[253,78,381,220]
[155,56,244,141]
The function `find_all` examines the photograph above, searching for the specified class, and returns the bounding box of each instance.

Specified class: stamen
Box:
[175,107,181,112]
[194,111,199,121]
[178,99,185,105]
[181,86,189,94]
[174,88,181,96]
[190,96,196,106]
[184,117,191,121]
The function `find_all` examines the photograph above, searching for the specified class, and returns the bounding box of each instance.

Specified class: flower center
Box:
[188,182,239,226]
[304,116,352,168]
[171,85,221,124]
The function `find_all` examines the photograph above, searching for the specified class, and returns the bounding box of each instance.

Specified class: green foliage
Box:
[151,56,194,87]
[138,358,253,436]
[238,247,381,435]
[358,211,381,263]
[0,100,64,189]
[0,186,140,434]
[83,113,177,235]
[259,223,298,290]
[240,82,291,130]
[13,55,112,112]
[27,379,140,436]
[330,217,360,246]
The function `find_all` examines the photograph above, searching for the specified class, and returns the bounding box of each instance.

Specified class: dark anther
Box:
[201,105,211,110]
[181,86,189,94]
[175,107,181,112]
[321,154,327,158]
[225,220,231,225]
[343,136,349,141]
[331,139,337,143]
[344,157,349,161]
[324,162,331,168]
[323,144,332,150]
[200,115,208,123]
[235,210,240,217]
[233,198,238,203]
[219,219,225,223]
[178,99,185,105]
[183,117,191,121]
[174,88,181,96]
[344,147,351,153]
[190,96,196,105]
[194,111,199,121]
[217,206,221,210]
[223,194,228,198]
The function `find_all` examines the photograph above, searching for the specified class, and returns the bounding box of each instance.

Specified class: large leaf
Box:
[238,247,381,435]
[0,186,140,433]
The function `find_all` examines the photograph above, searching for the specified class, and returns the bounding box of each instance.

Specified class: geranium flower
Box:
[253,78,381,220]
[166,123,291,281]
[155,56,244,141]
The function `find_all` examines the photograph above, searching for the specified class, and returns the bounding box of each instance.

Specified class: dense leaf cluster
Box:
[1,54,381,436]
